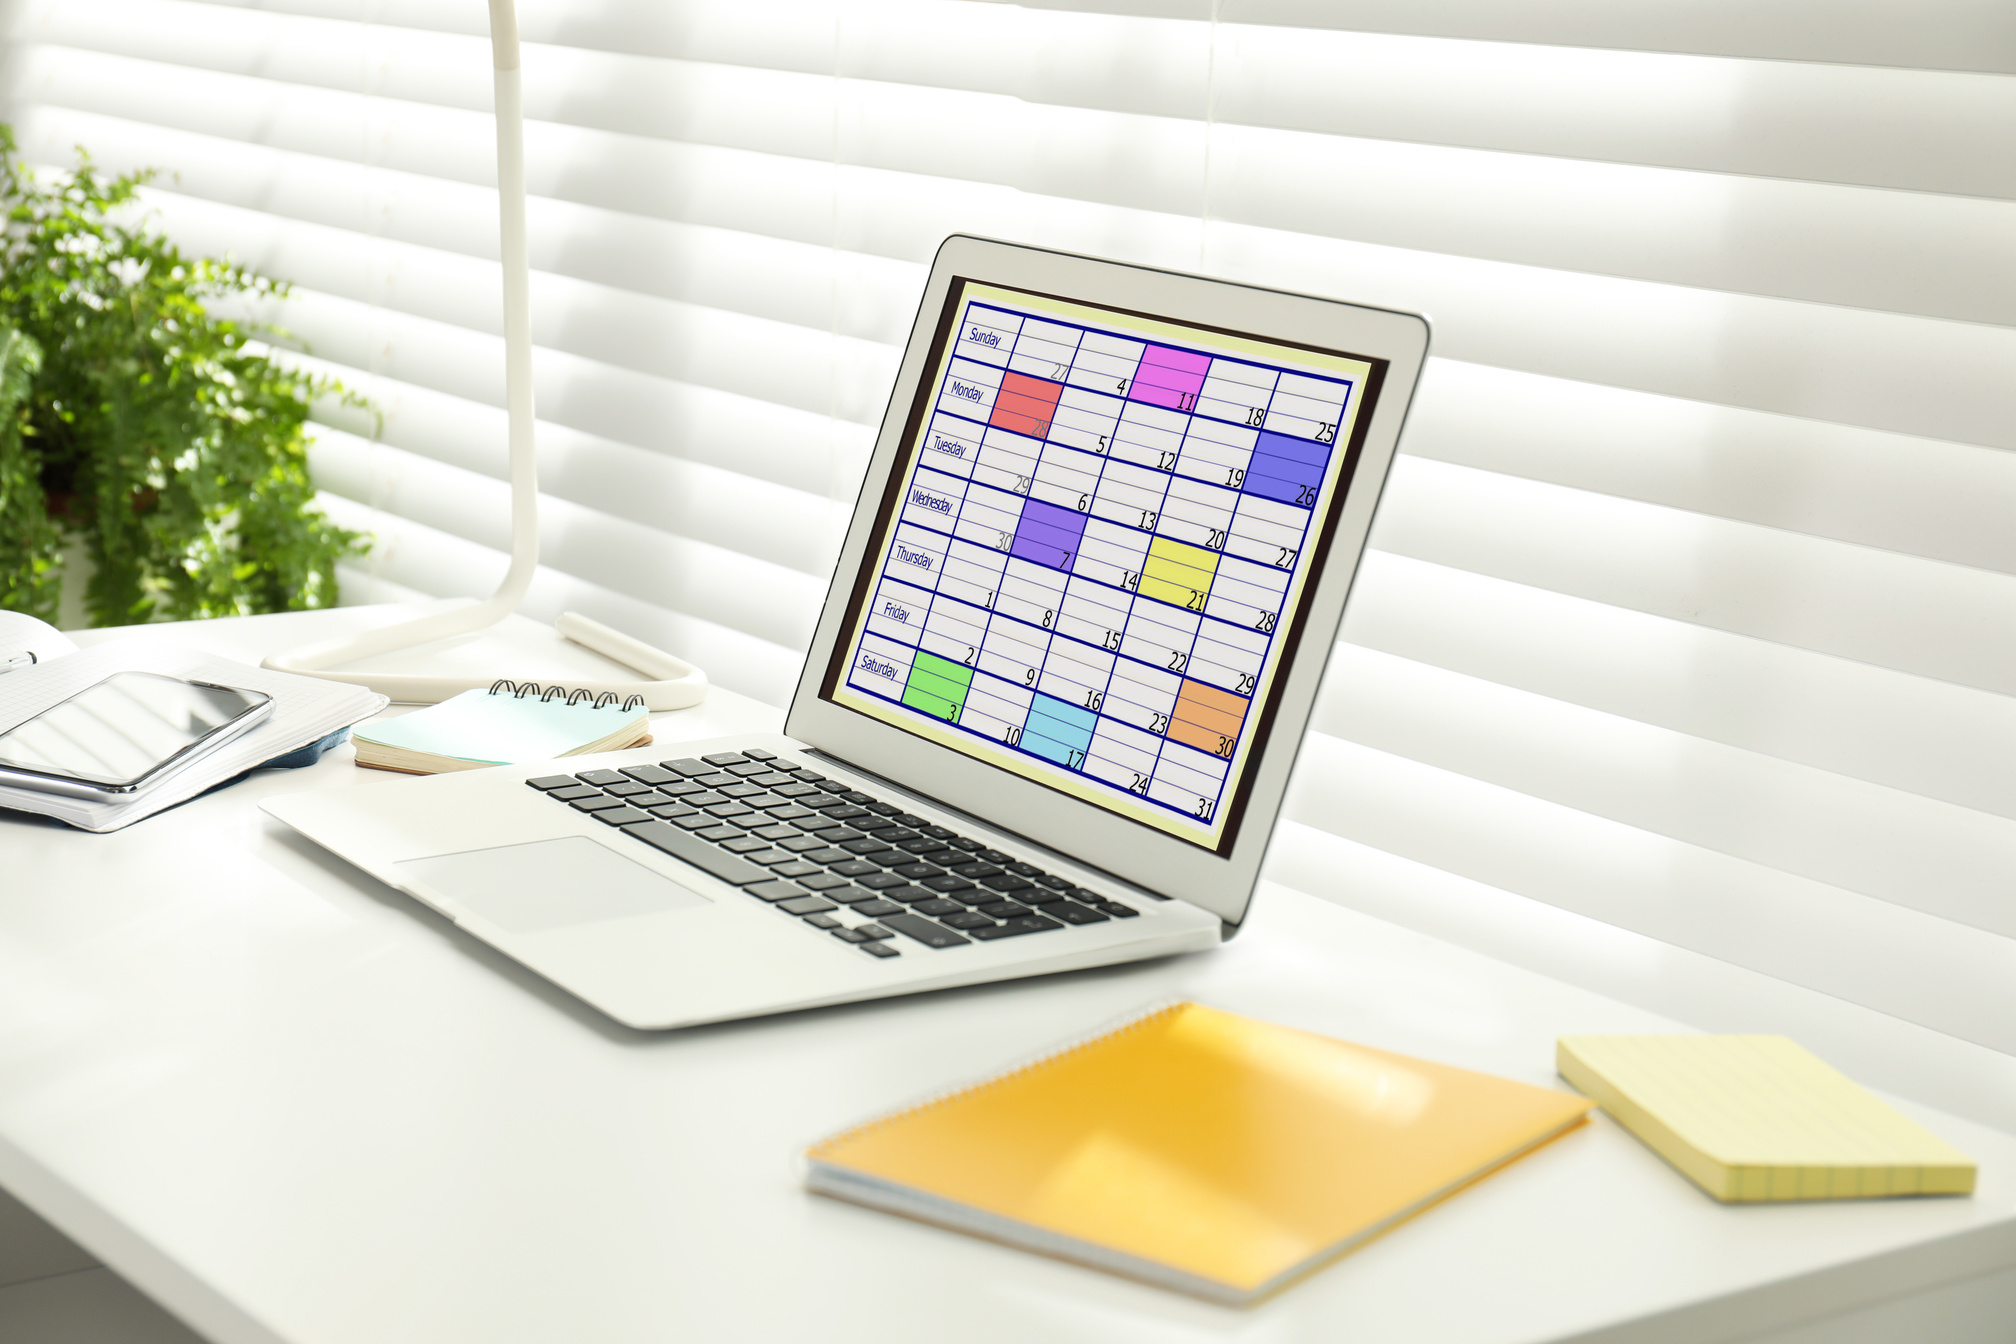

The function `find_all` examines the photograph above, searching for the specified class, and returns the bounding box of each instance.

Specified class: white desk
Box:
[3,607,2013,1344]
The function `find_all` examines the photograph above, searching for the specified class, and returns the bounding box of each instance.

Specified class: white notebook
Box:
[351,687,649,774]
[0,611,387,832]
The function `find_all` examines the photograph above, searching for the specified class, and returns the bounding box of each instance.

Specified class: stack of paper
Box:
[1558,1034,1976,1201]
[0,611,386,832]
[352,688,649,774]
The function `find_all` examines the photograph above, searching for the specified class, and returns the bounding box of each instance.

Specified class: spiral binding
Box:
[806,1000,1191,1160]
[487,679,646,712]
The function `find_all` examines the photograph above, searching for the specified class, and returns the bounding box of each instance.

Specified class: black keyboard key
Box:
[774,782,820,799]
[978,849,1011,864]
[811,828,865,845]
[778,895,838,916]
[756,824,799,841]
[1096,901,1140,918]
[728,814,774,830]
[619,764,680,786]
[878,829,923,846]
[603,781,653,797]
[830,927,870,943]
[923,874,975,893]
[939,910,994,930]
[798,873,849,891]
[594,807,652,826]
[1049,902,1110,925]
[948,836,984,851]
[547,785,602,802]
[855,871,907,890]
[891,862,942,880]
[719,836,770,854]
[913,899,967,917]
[702,752,747,766]
[649,804,698,821]
[698,825,743,842]
[752,772,795,788]
[952,861,1001,879]
[570,795,629,812]
[794,769,826,782]
[751,850,803,867]
[815,779,851,793]
[895,838,944,855]
[805,849,860,867]
[658,780,705,797]
[979,873,1034,893]
[661,758,714,777]
[854,923,895,941]
[861,941,900,958]
[622,821,770,885]
[840,838,892,855]
[684,791,728,808]
[771,860,824,879]
[780,836,831,854]
[924,825,956,840]
[802,914,840,929]
[1034,873,1074,890]
[789,815,841,833]
[719,782,764,798]
[743,748,778,760]
[877,913,971,948]
[1018,888,1065,905]
[977,901,1032,920]
[527,775,578,791]
[725,762,769,776]
[880,885,937,904]
[622,792,673,809]
[697,772,739,788]
[767,805,815,821]
[746,880,807,902]
[852,899,905,918]
[843,791,874,805]
[825,886,882,905]
[673,812,717,830]
[864,801,900,816]
[1007,862,1041,878]
[705,802,752,818]
[574,769,627,786]
[969,915,1063,940]
[896,813,928,828]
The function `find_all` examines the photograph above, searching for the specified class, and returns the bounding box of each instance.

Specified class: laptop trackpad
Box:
[398,837,713,934]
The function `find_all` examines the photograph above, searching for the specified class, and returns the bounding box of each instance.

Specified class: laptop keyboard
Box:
[525,749,1142,959]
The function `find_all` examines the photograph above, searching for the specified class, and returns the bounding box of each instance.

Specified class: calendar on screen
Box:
[827,280,1380,851]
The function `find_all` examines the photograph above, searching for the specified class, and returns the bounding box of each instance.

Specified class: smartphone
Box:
[0,671,274,799]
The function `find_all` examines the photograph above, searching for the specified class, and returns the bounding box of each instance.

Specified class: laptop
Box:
[263,236,1428,1030]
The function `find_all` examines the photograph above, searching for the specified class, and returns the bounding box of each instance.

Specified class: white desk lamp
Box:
[264,0,707,709]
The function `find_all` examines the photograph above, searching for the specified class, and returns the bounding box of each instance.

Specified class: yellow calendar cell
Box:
[1138,536,1220,612]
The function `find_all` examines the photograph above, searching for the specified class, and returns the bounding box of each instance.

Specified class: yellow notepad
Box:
[806,1003,1592,1302]
[351,687,649,774]
[1557,1035,1976,1202]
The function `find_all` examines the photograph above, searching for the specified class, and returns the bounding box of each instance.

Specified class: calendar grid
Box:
[843,293,1358,839]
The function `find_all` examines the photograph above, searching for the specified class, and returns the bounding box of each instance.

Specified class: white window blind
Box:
[9,0,2015,1116]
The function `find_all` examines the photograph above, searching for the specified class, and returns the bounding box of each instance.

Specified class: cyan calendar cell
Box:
[1022,693,1099,768]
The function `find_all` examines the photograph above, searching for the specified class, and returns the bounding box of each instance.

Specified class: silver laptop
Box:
[264,236,1428,1029]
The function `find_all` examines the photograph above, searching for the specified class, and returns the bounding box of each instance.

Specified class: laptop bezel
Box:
[786,235,1427,926]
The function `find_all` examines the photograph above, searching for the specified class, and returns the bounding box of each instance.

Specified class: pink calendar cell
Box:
[1128,345,1212,413]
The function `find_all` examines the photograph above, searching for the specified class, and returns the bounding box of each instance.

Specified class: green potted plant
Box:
[0,128,367,628]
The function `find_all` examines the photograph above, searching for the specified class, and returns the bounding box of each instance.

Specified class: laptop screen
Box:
[820,277,1388,855]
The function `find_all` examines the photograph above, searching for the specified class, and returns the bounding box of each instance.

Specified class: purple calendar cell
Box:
[1244,430,1329,506]
[1009,498,1090,571]
[1128,345,1212,412]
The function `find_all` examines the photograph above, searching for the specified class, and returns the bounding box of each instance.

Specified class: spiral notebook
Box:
[805,1002,1593,1303]
[351,682,651,775]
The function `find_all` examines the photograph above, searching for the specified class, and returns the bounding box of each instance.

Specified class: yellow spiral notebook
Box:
[805,1003,1593,1302]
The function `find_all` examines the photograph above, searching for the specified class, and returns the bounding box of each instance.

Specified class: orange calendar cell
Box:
[1166,678,1247,758]
[989,370,1066,439]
